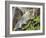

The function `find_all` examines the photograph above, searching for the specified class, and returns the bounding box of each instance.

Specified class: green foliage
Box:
[21,16,40,31]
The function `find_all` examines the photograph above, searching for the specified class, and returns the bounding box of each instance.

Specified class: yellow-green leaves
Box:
[21,16,40,31]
